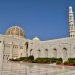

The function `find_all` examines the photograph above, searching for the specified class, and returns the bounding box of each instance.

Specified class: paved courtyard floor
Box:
[0,61,75,75]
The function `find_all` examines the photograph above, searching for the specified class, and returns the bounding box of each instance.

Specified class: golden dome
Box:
[6,26,25,37]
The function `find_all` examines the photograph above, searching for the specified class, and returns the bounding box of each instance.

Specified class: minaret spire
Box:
[69,6,75,38]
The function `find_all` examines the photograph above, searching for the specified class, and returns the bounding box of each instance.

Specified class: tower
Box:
[69,6,75,38]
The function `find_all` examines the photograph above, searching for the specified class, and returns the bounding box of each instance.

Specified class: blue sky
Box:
[0,0,75,40]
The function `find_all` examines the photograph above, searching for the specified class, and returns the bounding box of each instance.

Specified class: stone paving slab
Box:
[0,62,75,75]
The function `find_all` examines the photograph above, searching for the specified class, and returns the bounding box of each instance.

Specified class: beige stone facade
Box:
[0,6,75,61]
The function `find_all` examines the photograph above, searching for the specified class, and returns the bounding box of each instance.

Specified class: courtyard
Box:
[0,61,75,75]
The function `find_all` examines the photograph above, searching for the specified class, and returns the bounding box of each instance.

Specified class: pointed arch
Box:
[25,42,29,57]
[30,49,33,56]
[63,47,67,59]
[45,49,48,57]
[25,42,28,50]
[37,49,41,57]
[53,48,57,57]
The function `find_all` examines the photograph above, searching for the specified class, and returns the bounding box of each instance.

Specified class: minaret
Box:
[69,6,75,38]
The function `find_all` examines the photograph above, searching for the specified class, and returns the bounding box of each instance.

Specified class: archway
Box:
[25,42,28,57]
[37,49,41,57]
[63,47,67,59]
[53,48,57,57]
[45,49,48,57]
[30,49,33,56]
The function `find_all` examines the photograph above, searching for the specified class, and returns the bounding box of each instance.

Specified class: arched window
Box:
[25,42,28,57]
[0,41,1,43]
[63,48,67,59]
[30,49,33,55]
[53,48,57,57]
[45,49,48,57]
[37,49,41,57]
[25,42,28,49]
[20,53,22,57]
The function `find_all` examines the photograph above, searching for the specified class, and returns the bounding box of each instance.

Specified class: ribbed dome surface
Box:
[6,26,25,37]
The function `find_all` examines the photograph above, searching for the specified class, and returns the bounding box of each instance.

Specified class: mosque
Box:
[0,6,75,61]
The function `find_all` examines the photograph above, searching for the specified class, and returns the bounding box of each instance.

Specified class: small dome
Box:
[33,37,40,41]
[6,26,25,38]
